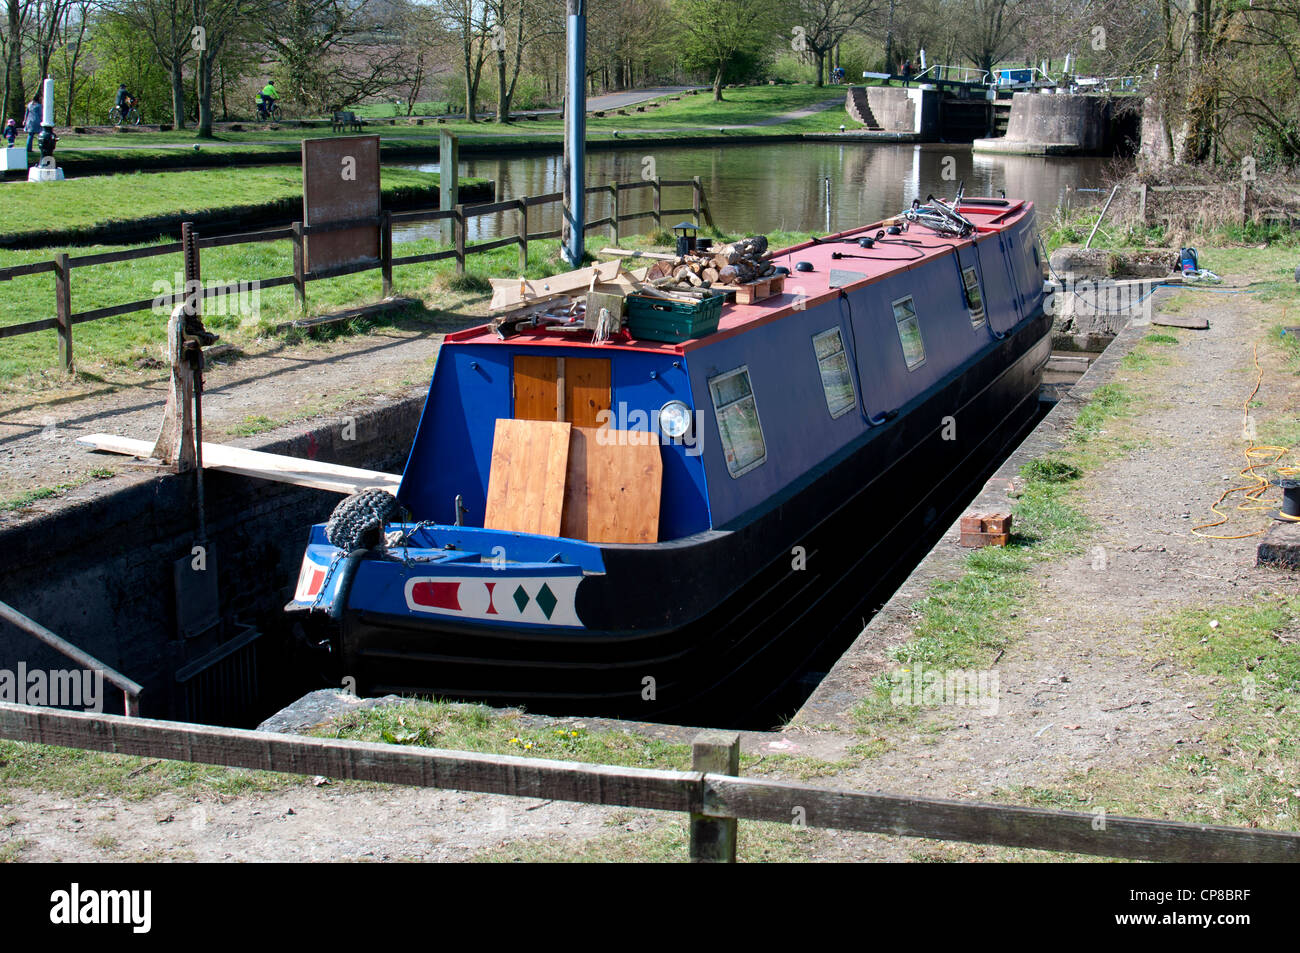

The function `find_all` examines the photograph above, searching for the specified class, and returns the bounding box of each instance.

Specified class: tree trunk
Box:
[496,46,508,122]
[814,49,825,87]
[4,0,24,122]
[172,58,186,129]
[196,53,214,137]
[713,65,723,101]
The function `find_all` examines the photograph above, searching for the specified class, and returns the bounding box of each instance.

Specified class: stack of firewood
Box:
[643,236,776,289]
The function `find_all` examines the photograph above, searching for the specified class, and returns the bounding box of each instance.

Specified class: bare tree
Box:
[109,0,193,127]
[792,0,877,86]
[433,0,491,121]
[487,0,560,121]
[263,0,409,113]
[952,0,1027,74]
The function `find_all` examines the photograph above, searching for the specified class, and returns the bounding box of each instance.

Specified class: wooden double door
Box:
[513,355,611,428]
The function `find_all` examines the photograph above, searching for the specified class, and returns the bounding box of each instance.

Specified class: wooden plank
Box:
[1153,315,1209,330]
[0,702,698,814]
[2,700,1298,862]
[564,357,611,429]
[0,317,59,339]
[513,354,559,421]
[78,433,401,495]
[0,259,57,281]
[483,418,571,536]
[488,259,624,311]
[560,426,660,544]
[702,776,1300,862]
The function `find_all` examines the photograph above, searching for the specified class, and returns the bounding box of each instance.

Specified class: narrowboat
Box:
[287,196,1052,724]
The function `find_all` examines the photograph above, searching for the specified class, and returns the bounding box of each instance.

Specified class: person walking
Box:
[902,59,913,87]
[23,94,42,152]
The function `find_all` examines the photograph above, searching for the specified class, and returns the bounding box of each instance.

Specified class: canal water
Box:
[393,142,1117,244]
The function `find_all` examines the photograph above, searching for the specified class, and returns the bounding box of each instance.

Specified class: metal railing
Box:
[0,600,142,715]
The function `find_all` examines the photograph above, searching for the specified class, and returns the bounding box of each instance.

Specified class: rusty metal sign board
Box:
[302,135,381,272]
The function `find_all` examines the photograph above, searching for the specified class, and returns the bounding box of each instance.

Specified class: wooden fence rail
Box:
[0,177,711,373]
[0,701,1296,863]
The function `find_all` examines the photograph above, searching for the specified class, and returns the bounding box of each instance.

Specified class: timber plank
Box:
[78,433,401,495]
[703,776,1300,863]
[0,703,698,813]
[561,426,660,544]
[483,418,571,536]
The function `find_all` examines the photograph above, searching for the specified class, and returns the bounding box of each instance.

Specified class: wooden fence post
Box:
[609,182,619,244]
[1137,183,1147,227]
[53,252,72,373]
[380,210,393,297]
[690,730,739,863]
[291,221,306,313]
[517,198,528,272]
[440,130,459,246]
[653,177,662,232]
[1240,182,1250,227]
[454,204,466,275]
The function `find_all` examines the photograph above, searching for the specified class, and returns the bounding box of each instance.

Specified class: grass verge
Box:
[850,381,1136,733]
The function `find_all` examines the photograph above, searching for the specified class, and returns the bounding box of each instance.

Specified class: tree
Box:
[951,0,1026,75]
[671,0,775,100]
[189,0,263,135]
[263,0,409,113]
[791,0,877,86]
[432,0,491,121]
[486,0,559,121]
[109,0,194,128]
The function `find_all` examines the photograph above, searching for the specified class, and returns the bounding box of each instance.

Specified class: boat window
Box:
[962,267,986,328]
[812,328,857,418]
[892,296,926,370]
[709,366,767,478]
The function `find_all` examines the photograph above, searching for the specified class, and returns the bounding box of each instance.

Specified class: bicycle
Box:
[255,99,282,122]
[109,102,142,126]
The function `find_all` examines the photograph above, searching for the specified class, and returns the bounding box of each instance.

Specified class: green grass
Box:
[46,85,849,174]
[1003,596,1300,832]
[0,166,465,244]
[0,740,290,800]
[851,383,1135,730]
[314,699,691,770]
[0,227,814,384]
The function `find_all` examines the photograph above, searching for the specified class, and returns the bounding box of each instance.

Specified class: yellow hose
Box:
[1192,343,1299,539]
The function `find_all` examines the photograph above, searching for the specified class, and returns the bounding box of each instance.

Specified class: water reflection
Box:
[392,143,1119,244]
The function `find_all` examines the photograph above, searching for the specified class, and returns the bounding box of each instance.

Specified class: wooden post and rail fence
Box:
[0,177,713,373]
[0,700,1296,863]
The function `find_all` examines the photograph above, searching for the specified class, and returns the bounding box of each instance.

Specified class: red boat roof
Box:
[445,199,1031,354]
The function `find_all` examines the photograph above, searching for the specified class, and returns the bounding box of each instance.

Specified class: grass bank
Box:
[0,225,814,387]
[0,166,494,249]
[42,85,848,173]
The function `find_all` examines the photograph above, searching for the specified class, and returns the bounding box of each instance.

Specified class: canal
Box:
[394,141,1119,243]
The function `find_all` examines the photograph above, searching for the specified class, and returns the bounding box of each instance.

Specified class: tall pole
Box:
[563,0,586,267]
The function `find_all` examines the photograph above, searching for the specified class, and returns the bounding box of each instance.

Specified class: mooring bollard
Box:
[689,729,740,863]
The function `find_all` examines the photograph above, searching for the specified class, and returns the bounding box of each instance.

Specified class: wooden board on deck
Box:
[561,426,661,545]
[77,433,401,495]
[483,418,572,536]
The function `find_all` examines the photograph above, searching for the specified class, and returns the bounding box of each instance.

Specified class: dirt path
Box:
[0,306,481,509]
[2,273,1294,862]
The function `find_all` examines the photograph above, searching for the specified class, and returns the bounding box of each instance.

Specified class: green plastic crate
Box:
[625,293,725,343]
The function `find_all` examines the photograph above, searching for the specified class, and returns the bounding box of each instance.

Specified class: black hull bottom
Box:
[336,313,1052,727]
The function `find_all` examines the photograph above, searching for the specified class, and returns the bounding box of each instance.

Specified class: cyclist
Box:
[115,84,136,123]
[258,80,278,119]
